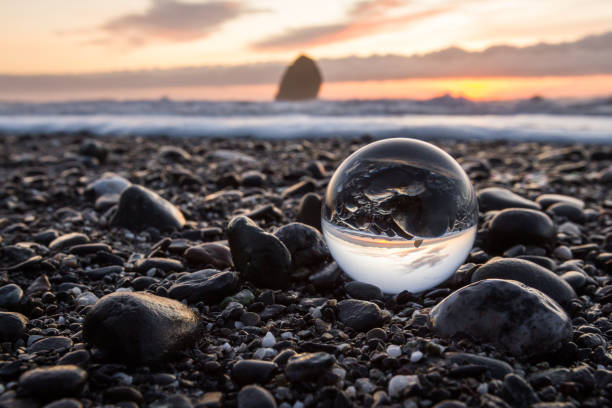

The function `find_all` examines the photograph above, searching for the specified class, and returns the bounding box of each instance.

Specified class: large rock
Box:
[275,55,322,101]
[471,258,576,306]
[429,279,572,356]
[111,185,185,232]
[83,292,199,363]
[477,187,540,212]
[487,209,555,253]
[337,299,383,331]
[274,223,329,268]
[227,216,292,289]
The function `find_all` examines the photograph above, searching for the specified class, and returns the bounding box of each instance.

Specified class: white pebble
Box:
[293,402,305,408]
[388,375,419,398]
[76,292,99,307]
[262,332,276,348]
[221,342,232,352]
[234,321,244,329]
[332,367,346,381]
[477,383,488,394]
[206,323,213,331]
[386,345,402,358]
[281,332,294,339]
[344,386,356,398]
[410,350,423,362]
[254,347,277,360]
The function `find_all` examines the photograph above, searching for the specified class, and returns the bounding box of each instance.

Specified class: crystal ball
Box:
[322,138,478,294]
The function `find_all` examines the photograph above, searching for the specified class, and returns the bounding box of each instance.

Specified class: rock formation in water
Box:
[275,55,322,101]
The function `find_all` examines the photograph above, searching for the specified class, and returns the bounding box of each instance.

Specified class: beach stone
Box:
[275,55,321,101]
[85,173,131,200]
[501,373,539,408]
[83,291,199,363]
[184,243,233,269]
[0,284,23,308]
[274,223,329,268]
[337,299,383,331]
[487,209,555,253]
[281,178,316,198]
[43,398,83,408]
[478,187,540,212]
[285,352,335,382]
[517,255,556,270]
[19,365,87,400]
[79,139,108,162]
[446,352,513,380]
[240,170,266,187]
[471,258,576,306]
[237,385,277,408]
[168,270,238,304]
[0,312,27,342]
[103,386,144,404]
[548,202,585,223]
[86,265,123,280]
[49,233,89,251]
[57,350,90,368]
[26,275,51,295]
[231,360,277,385]
[344,281,384,301]
[111,185,185,232]
[429,279,572,356]
[32,230,60,245]
[134,257,184,273]
[388,375,420,398]
[561,271,587,290]
[227,216,292,289]
[159,145,191,162]
[28,336,73,353]
[536,194,584,209]
[296,192,322,231]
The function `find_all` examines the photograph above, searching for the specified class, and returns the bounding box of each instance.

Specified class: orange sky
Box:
[1,1,612,101]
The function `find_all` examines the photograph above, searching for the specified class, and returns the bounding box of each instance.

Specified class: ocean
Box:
[0,95,611,143]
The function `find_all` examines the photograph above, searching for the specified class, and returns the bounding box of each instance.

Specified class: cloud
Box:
[2,31,612,95]
[252,1,446,51]
[91,0,251,47]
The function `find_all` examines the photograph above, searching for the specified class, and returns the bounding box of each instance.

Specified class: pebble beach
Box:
[1,132,611,408]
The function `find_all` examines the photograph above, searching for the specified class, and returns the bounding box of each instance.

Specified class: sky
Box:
[1,0,612,101]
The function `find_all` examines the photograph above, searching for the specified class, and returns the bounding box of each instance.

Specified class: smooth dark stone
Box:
[272,349,297,366]
[28,336,73,353]
[446,352,513,380]
[25,275,51,295]
[0,284,23,308]
[168,270,238,304]
[309,262,341,288]
[69,243,111,255]
[561,271,587,290]
[344,281,384,301]
[231,360,277,385]
[487,209,556,253]
[79,139,108,162]
[471,258,576,306]
[548,203,585,223]
[274,223,329,268]
[131,276,159,291]
[501,373,540,408]
[0,312,28,341]
[159,145,191,162]
[184,243,233,269]
[275,55,321,101]
[237,385,277,408]
[245,204,283,221]
[285,352,335,382]
[103,386,144,404]
[134,257,184,273]
[478,187,540,212]
[19,365,87,400]
[49,233,89,251]
[32,230,59,245]
[337,299,383,331]
[83,292,199,363]
[536,194,584,210]
[57,350,90,368]
[240,170,266,187]
[296,192,322,231]
[430,279,572,356]
[227,216,292,289]
[111,185,185,232]
[42,398,83,408]
[86,265,123,280]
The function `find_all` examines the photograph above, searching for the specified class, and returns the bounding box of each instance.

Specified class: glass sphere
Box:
[322,138,478,294]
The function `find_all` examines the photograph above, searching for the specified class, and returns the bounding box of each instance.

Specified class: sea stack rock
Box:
[275,55,322,101]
